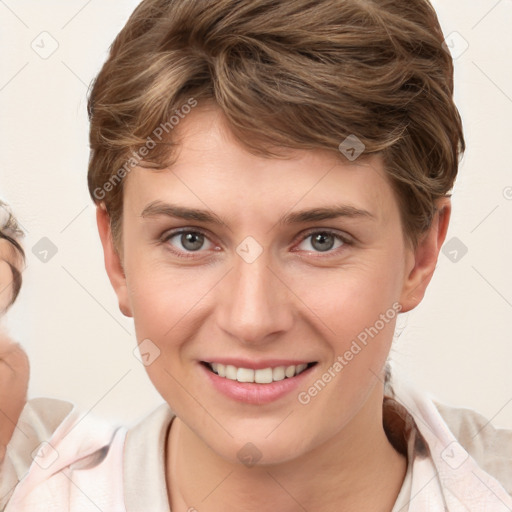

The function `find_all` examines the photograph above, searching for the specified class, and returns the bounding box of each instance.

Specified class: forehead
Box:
[123,106,397,223]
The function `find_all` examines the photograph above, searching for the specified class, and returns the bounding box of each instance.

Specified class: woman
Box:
[0,202,29,466]
[1,0,512,510]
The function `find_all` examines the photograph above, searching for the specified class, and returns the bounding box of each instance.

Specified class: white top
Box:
[1,379,511,511]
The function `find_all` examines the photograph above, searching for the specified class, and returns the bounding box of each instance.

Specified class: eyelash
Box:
[160,228,353,260]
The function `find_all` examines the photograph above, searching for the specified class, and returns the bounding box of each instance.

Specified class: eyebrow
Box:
[140,201,374,226]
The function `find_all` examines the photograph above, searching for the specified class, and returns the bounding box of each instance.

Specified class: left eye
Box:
[296,231,346,253]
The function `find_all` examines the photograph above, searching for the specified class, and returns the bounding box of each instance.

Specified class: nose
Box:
[214,250,294,346]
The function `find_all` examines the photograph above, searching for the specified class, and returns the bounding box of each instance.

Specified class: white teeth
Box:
[237,367,254,383]
[285,365,296,378]
[255,368,273,384]
[218,364,226,377]
[272,366,286,381]
[207,362,311,383]
[225,365,237,380]
[296,363,308,374]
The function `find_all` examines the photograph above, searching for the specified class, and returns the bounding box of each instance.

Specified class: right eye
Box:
[162,229,218,258]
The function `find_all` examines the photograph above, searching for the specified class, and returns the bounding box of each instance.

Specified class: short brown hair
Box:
[87,0,465,249]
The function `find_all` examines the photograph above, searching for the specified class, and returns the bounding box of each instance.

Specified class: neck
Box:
[166,384,407,512]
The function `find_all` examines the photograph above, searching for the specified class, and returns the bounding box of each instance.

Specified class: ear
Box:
[399,197,451,313]
[96,205,133,318]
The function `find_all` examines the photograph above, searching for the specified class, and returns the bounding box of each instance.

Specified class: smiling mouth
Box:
[201,361,317,384]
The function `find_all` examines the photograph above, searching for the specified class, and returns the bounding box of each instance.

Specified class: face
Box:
[0,239,19,314]
[99,106,447,465]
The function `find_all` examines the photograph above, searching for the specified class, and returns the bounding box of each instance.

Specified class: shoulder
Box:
[2,397,175,511]
[386,378,512,504]
[1,397,126,511]
[1,397,74,501]
[434,400,512,495]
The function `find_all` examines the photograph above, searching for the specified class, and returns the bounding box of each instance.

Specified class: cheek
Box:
[289,264,402,434]
[129,267,209,336]
[126,264,208,403]
[125,260,219,402]
[124,232,213,328]
[0,261,14,311]
[291,253,404,338]
[287,254,404,397]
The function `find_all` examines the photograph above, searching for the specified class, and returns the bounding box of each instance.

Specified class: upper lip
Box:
[201,359,317,370]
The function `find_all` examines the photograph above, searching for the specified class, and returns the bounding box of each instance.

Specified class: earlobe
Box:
[399,198,451,313]
[96,205,133,318]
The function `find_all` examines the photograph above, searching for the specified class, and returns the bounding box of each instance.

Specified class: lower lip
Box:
[199,362,317,405]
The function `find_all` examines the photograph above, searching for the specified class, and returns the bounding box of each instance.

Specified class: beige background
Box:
[0,0,511,428]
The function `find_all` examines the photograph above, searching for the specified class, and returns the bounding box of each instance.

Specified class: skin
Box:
[98,105,451,512]
[0,239,20,314]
